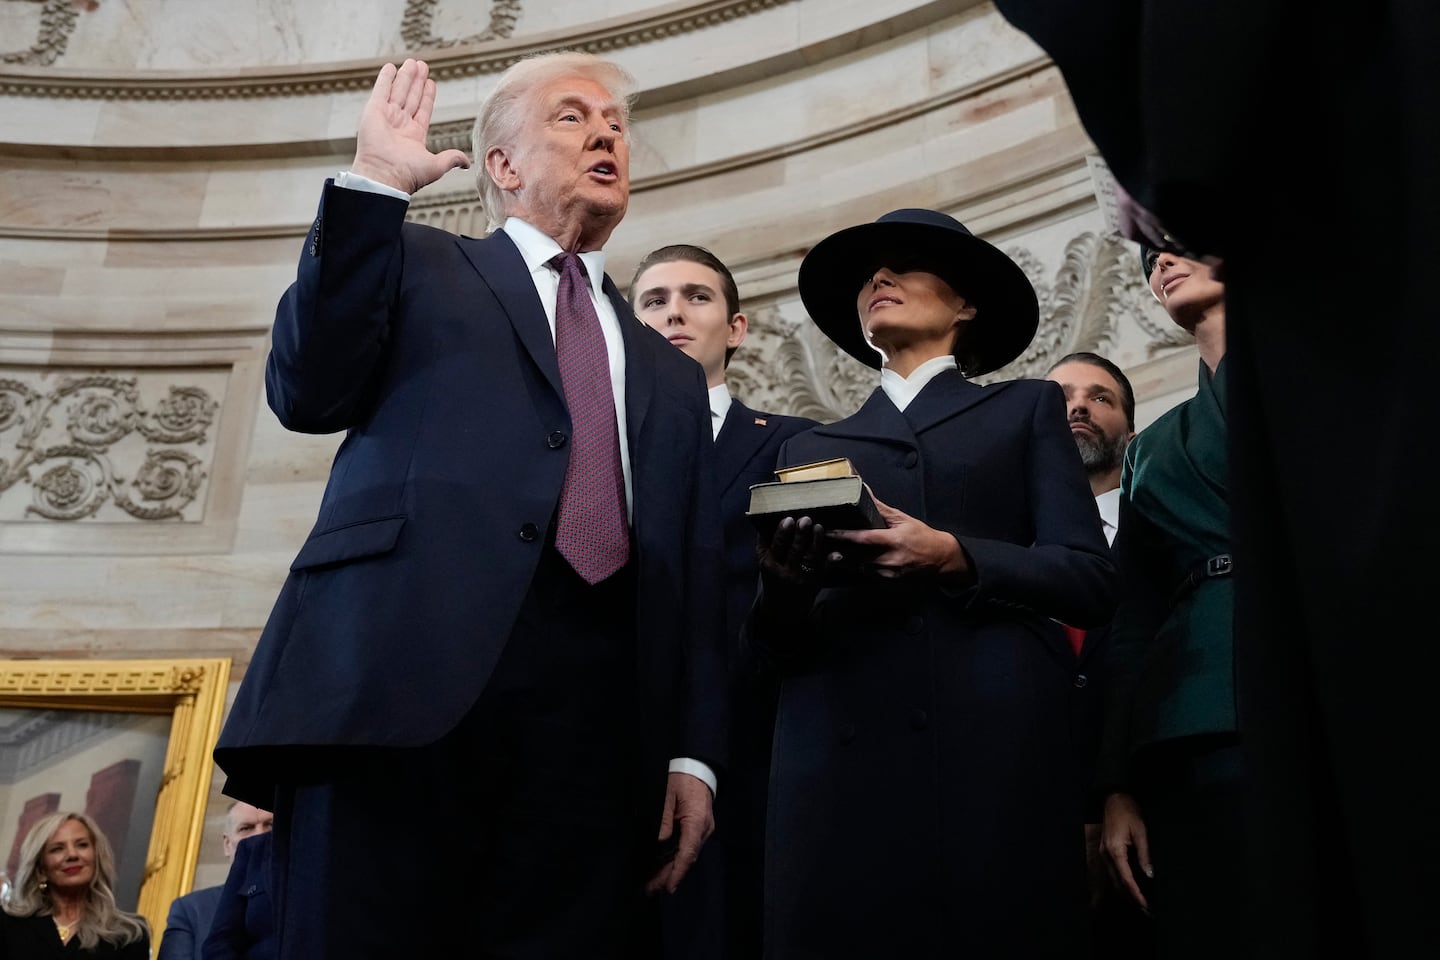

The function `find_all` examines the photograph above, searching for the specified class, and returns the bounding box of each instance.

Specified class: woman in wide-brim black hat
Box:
[746,209,1118,958]
[796,207,1039,376]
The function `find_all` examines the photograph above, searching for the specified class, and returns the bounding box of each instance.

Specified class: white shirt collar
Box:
[1095,486,1121,546]
[708,385,733,439]
[879,355,958,412]
[503,216,607,299]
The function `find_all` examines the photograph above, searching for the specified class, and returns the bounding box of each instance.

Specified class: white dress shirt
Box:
[708,384,733,440]
[1095,486,1121,547]
[879,355,958,412]
[332,172,715,796]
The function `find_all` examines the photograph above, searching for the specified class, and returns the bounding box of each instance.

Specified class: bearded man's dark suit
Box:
[214,182,725,958]
[994,3,1440,954]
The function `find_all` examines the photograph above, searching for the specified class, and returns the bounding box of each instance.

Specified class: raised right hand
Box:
[351,58,471,194]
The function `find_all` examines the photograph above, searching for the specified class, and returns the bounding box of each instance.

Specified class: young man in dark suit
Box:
[214,54,725,960]
[631,245,816,960]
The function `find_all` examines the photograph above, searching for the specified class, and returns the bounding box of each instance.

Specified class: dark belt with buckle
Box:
[1169,553,1233,607]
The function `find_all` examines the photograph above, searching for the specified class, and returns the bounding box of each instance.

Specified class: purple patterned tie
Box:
[549,252,630,583]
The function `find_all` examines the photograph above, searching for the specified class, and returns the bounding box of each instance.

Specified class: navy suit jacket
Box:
[157,885,222,960]
[714,399,818,655]
[201,833,274,960]
[214,184,726,803]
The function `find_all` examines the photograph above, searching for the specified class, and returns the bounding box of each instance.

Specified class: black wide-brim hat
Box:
[797,208,1039,375]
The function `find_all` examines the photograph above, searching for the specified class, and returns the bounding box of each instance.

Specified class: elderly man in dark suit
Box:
[630,244,816,959]
[214,53,725,960]
[994,4,1440,955]
[157,803,272,960]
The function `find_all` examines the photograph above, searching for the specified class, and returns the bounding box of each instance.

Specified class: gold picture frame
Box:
[0,657,231,942]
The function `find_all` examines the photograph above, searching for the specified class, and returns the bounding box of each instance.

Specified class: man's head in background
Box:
[221,802,274,860]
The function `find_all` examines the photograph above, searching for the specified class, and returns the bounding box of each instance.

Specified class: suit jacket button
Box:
[1074,673,1089,689]
[837,722,857,745]
[547,431,567,449]
[903,450,919,468]
[518,523,539,542]
[905,614,924,635]
[910,708,929,730]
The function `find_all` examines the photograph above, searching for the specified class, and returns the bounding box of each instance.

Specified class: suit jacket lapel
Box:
[608,277,655,458]
[454,230,565,400]
[714,399,776,494]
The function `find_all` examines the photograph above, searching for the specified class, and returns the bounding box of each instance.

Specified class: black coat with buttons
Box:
[751,370,1117,959]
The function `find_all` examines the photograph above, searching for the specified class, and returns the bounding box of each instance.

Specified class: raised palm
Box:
[351,58,470,194]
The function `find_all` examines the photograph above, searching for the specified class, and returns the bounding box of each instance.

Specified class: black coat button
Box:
[1074,673,1089,689]
[903,451,919,468]
[837,722,857,745]
[910,708,929,730]
[547,431,567,449]
[905,615,924,635]
[518,523,539,542]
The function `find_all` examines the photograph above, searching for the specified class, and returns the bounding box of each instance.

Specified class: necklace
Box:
[54,916,77,942]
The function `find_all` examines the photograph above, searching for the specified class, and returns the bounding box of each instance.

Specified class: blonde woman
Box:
[0,812,149,958]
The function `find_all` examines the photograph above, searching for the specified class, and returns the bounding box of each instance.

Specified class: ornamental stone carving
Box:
[0,372,220,523]
[998,230,1190,382]
[0,0,80,67]
[401,0,522,49]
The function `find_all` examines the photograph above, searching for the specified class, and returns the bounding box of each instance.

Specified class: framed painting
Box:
[0,658,230,942]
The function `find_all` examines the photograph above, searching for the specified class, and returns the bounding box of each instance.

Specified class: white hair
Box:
[472,51,638,231]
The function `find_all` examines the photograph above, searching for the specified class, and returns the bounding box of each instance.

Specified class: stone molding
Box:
[408,55,1054,236]
[0,0,800,100]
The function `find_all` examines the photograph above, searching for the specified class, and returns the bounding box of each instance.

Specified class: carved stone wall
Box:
[0,370,221,524]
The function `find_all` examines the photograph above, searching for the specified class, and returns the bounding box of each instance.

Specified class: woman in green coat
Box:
[1097,246,1236,959]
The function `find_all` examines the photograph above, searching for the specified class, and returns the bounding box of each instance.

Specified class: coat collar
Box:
[614,276,654,450]
[898,367,1008,434]
[815,369,1006,447]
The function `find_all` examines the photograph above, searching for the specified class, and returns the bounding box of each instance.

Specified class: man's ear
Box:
[727,311,749,350]
[485,145,521,192]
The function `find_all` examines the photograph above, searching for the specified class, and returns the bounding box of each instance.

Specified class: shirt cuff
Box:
[668,758,717,797]
[333,170,411,202]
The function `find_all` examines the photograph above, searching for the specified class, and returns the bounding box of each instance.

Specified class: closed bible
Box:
[746,467,884,538]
